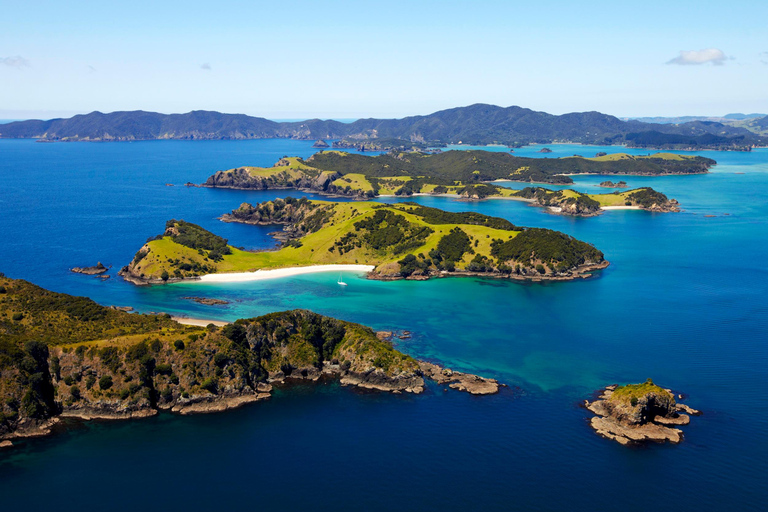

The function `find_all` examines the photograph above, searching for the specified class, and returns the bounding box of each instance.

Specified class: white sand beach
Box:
[172,317,228,327]
[601,206,642,210]
[196,264,375,283]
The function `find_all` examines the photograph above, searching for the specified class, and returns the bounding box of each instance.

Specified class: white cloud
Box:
[201,63,211,71]
[0,56,30,69]
[667,48,728,66]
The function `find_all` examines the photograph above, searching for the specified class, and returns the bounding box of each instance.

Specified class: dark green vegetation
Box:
[206,151,716,195]
[161,219,232,260]
[490,229,605,273]
[2,104,764,149]
[210,199,608,280]
[0,275,420,440]
[331,138,438,152]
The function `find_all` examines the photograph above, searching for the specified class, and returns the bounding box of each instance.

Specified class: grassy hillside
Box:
[124,199,606,282]
[513,186,679,215]
[204,150,715,196]
[0,275,422,440]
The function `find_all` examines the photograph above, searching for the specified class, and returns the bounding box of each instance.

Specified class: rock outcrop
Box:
[585,380,701,445]
[71,262,109,275]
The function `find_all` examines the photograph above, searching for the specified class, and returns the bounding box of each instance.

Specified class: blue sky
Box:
[1,0,767,120]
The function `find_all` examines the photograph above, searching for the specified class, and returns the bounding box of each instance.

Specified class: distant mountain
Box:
[628,114,766,124]
[1,104,765,150]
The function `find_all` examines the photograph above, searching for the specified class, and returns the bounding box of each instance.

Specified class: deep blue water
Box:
[0,140,766,511]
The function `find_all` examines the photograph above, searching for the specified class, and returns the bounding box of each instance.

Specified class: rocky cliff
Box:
[585,380,701,445]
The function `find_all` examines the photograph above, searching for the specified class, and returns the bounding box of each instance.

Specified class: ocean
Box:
[0,139,766,511]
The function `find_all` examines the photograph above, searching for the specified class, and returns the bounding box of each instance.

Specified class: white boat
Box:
[337,273,348,286]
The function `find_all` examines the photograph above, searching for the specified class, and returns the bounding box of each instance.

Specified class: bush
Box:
[155,363,172,375]
[12,312,23,321]
[70,385,81,400]
[174,339,185,350]
[99,375,113,390]
[160,271,169,282]
[200,377,218,393]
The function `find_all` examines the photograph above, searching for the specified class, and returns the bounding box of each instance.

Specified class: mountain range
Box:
[1,104,766,150]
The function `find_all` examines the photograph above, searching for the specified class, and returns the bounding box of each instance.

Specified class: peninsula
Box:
[204,151,715,192]
[118,199,608,284]
[0,274,498,447]
[585,380,701,445]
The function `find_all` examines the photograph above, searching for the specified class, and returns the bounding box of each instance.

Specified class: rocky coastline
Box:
[1,352,500,448]
[585,381,701,445]
[369,260,610,283]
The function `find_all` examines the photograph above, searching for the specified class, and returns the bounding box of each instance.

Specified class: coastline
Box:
[195,264,375,283]
[172,316,229,327]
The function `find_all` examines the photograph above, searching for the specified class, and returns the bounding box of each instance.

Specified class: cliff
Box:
[585,380,701,445]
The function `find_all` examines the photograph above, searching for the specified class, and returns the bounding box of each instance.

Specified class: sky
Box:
[1,0,767,120]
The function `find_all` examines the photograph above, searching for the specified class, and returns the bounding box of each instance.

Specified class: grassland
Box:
[125,200,606,283]
[203,150,716,196]
[610,379,673,404]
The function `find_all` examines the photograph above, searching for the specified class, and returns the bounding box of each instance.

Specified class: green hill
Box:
[121,199,607,283]
[0,274,456,442]
[204,151,715,194]
[1,104,763,149]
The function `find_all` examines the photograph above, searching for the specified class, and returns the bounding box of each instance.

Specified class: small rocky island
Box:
[538,147,553,153]
[598,180,628,188]
[585,379,701,445]
[71,262,108,275]
[312,139,330,148]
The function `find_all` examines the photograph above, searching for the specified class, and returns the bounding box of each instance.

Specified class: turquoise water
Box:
[0,140,766,510]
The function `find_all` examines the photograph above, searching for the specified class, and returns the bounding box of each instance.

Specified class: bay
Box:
[0,139,766,511]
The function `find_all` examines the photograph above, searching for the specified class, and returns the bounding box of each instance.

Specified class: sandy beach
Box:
[601,206,642,210]
[172,317,229,327]
[195,264,375,283]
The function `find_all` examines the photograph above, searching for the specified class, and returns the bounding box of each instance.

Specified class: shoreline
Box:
[195,264,375,283]
[172,316,229,327]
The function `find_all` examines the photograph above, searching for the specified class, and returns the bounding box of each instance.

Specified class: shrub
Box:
[200,377,218,393]
[70,385,81,400]
[12,312,23,321]
[99,375,113,390]
[160,271,169,282]
[174,339,186,350]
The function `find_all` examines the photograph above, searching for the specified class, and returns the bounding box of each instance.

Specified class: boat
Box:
[337,273,348,287]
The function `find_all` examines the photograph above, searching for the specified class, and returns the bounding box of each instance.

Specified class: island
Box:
[0,274,499,447]
[118,199,608,285]
[585,379,701,445]
[70,262,109,275]
[312,139,330,148]
[331,138,439,152]
[513,186,679,216]
[598,180,627,188]
[203,151,713,194]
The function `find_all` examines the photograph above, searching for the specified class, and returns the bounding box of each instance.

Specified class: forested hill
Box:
[1,104,765,150]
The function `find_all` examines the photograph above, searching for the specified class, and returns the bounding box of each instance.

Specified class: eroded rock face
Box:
[585,382,701,446]
[419,362,500,395]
